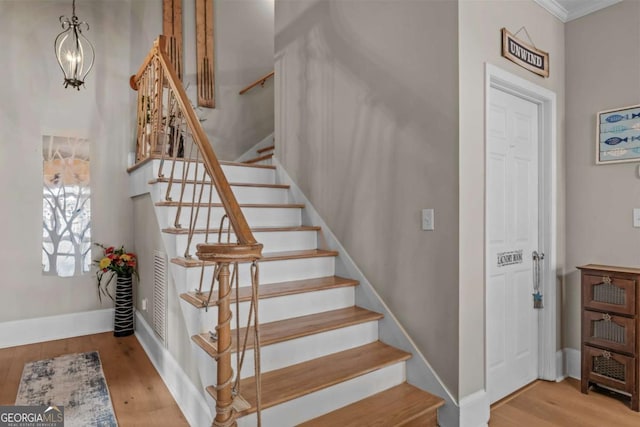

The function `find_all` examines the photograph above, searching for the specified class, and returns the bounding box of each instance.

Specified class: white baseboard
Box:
[556,349,566,381]
[564,347,581,380]
[459,389,490,427]
[135,311,211,427]
[0,308,114,349]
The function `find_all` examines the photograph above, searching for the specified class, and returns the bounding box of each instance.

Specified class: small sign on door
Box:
[497,250,523,267]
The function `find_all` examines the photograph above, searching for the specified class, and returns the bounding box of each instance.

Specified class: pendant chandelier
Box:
[54,0,95,90]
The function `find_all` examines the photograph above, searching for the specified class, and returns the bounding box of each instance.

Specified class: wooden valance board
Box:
[163,0,183,80]
[196,0,215,108]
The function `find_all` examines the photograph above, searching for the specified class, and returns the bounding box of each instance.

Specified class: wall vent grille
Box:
[153,250,168,346]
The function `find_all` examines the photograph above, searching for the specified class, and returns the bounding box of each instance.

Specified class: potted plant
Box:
[95,243,139,337]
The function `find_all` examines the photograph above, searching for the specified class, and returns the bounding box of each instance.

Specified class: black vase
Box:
[114,273,134,337]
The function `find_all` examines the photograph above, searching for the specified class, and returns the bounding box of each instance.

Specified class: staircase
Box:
[129,36,444,427]
[135,155,442,427]
[138,157,444,426]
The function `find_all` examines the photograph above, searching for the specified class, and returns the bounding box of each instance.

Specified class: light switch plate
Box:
[634,209,640,228]
[422,209,434,231]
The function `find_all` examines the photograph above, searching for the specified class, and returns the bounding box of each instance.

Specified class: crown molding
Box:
[533,0,568,22]
[533,0,622,23]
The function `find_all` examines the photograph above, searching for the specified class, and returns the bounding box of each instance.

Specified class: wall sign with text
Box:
[497,250,524,267]
[501,28,549,78]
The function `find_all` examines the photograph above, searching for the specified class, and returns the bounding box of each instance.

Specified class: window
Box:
[42,135,91,277]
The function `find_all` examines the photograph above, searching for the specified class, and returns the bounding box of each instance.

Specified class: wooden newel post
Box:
[215,261,234,427]
[196,242,263,427]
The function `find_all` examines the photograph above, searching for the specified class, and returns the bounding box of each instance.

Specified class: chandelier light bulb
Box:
[54,1,95,90]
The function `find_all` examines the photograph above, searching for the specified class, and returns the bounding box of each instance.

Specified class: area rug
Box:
[15,351,118,427]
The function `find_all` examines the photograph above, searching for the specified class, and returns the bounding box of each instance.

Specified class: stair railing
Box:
[238,71,274,95]
[130,35,263,427]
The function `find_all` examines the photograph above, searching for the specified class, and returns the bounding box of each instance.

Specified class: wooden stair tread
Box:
[149,178,289,189]
[128,155,276,171]
[217,160,274,169]
[297,383,444,427]
[256,145,275,154]
[162,225,320,235]
[155,201,303,208]
[206,342,412,416]
[172,249,339,268]
[180,275,358,308]
[192,307,382,356]
[244,153,274,164]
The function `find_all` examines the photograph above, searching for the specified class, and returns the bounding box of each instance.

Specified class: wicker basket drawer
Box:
[583,310,636,355]
[583,345,636,394]
[583,274,636,315]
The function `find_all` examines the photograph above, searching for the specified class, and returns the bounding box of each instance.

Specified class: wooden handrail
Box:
[131,36,260,248]
[239,70,274,95]
[157,52,258,247]
[130,45,157,91]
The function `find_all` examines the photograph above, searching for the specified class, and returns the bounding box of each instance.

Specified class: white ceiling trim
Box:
[533,0,623,22]
[533,0,568,22]
[564,0,623,21]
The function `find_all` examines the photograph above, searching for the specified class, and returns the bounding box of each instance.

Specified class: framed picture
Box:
[597,104,640,164]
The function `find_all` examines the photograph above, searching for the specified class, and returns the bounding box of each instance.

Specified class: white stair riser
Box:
[194,322,378,387]
[250,158,273,166]
[177,256,335,291]
[234,362,407,427]
[238,322,378,378]
[151,160,275,184]
[197,287,355,329]
[221,165,275,184]
[179,298,208,344]
[159,206,302,229]
[152,182,289,204]
[173,230,318,257]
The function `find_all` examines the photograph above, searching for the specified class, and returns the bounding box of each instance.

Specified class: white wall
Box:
[0,0,273,327]
[565,0,640,351]
[275,0,460,397]
[458,0,566,398]
[195,0,274,161]
[132,194,202,391]
[0,0,134,324]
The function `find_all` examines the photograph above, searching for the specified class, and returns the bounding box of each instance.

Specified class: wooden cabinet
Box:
[578,264,640,411]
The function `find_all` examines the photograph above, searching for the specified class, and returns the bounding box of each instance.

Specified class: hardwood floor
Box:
[7,334,640,427]
[490,378,640,426]
[0,333,188,427]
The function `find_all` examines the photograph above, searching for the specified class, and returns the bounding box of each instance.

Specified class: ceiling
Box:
[533,0,622,22]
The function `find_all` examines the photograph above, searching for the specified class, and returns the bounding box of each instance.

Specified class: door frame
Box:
[485,63,558,384]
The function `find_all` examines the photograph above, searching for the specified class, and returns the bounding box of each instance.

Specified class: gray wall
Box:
[0,0,134,323]
[565,0,640,351]
[131,0,275,161]
[275,0,460,397]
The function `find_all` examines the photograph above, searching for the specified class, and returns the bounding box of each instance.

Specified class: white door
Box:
[486,86,539,404]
